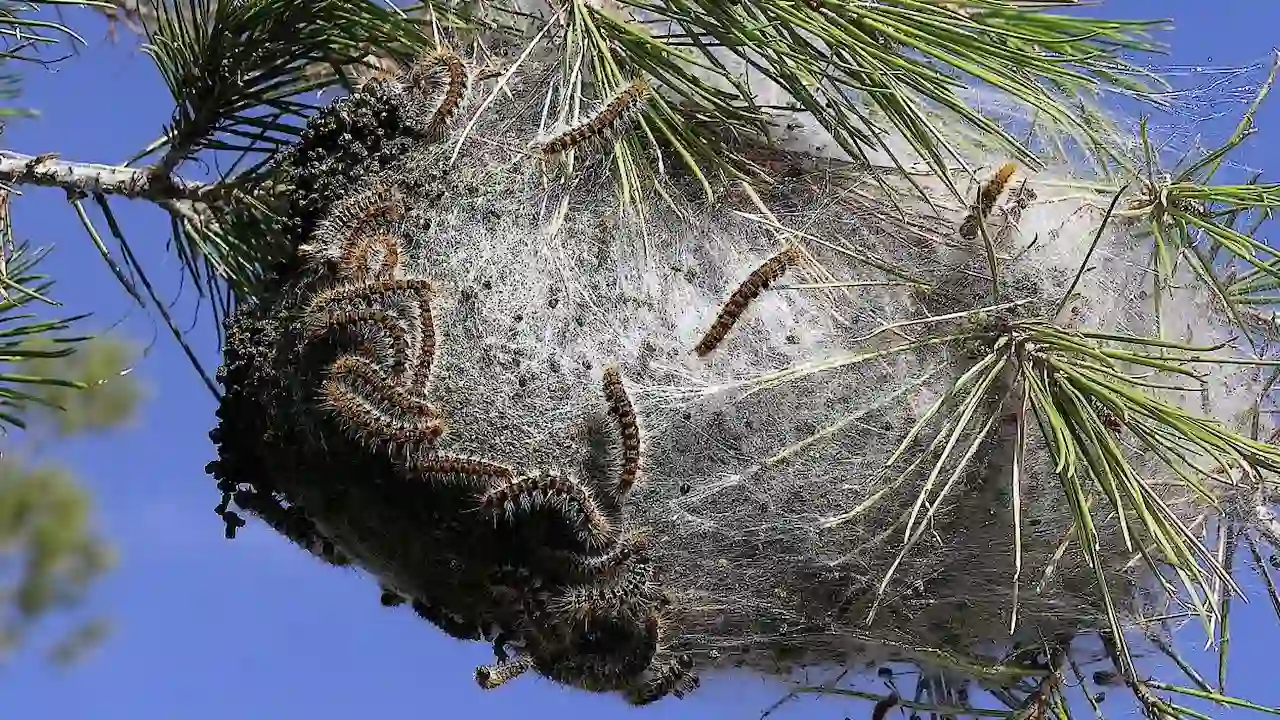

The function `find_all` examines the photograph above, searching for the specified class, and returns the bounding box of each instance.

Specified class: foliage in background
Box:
[0,336,144,668]
[0,0,142,672]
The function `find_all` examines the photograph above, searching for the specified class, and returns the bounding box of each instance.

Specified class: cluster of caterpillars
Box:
[210,50,697,705]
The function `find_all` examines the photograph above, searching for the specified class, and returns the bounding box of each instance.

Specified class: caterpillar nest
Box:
[206,51,1280,708]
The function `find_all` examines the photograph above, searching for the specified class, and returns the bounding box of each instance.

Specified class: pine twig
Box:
[0,150,221,203]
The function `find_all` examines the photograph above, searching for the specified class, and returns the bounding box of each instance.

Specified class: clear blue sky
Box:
[1,2,1278,718]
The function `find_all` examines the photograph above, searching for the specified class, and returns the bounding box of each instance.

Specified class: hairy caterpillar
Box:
[601,365,642,499]
[694,246,802,356]
[481,470,616,549]
[959,161,1018,241]
[302,307,412,375]
[345,233,404,282]
[475,655,534,689]
[995,180,1039,243]
[627,655,699,706]
[411,452,516,487]
[533,78,652,159]
[304,277,439,388]
[321,353,445,454]
[544,530,651,583]
[299,185,405,267]
[403,50,473,141]
[306,277,436,317]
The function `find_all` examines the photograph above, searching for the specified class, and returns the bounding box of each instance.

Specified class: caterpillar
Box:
[533,78,652,159]
[321,353,445,455]
[959,161,1018,241]
[546,530,651,583]
[299,184,406,267]
[601,365,642,499]
[694,245,802,356]
[481,470,616,549]
[306,277,436,317]
[411,452,516,487]
[305,277,439,395]
[626,655,699,706]
[403,50,472,141]
[344,232,403,282]
[302,307,412,375]
[475,655,534,690]
[996,180,1039,243]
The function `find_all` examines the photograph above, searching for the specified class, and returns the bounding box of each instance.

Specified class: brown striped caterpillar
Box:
[302,307,412,375]
[299,185,406,268]
[305,277,439,394]
[481,470,616,549]
[402,50,472,141]
[627,655,699,706]
[345,233,404,282]
[476,655,534,689]
[307,277,436,317]
[601,365,642,499]
[959,161,1018,241]
[532,78,652,159]
[411,452,515,487]
[694,245,802,356]
[548,530,651,583]
[321,353,445,455]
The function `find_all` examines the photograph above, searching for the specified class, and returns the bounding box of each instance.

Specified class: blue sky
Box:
[1,2,1278,718]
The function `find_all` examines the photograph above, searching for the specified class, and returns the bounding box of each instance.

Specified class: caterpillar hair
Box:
[533,78,652,159]
[694,245,802,356]
[601,365,642,499]
[626,655,699,706]
[344,233,404,282]
[959,161,1018,241]
[321,353,445,455]
[411,452,516,487]
[480,470,616,549]
[306,277,436,318]
[301,184,406,267]
[302,307,412,375]
[996,180,1039,243]
[403,50,473,141]
[475,655,534,690]
[305,277,439,395]
[550,530,651,582]
[402,291,438,395]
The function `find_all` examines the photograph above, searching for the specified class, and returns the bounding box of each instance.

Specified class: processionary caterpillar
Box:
[303,307,412,375]
[475,655,534,689]
[300,185,406,266]
[345,233,403,282]
[404,50,472,141]
[601,365,641,498]
[481,470,616,549]
[959,161,1018,241]
[412,452,516,487]
[694,245,802,356]
[321,353,445,453]
[533,78,652,159]
[628,655,698,706]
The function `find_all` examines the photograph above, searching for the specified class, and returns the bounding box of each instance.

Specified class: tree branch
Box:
[0,150,220,203]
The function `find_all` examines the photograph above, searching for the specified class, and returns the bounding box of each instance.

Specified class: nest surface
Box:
[207,56,1252,703]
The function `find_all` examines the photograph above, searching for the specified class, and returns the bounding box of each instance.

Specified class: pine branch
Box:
[0,150,221,203]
